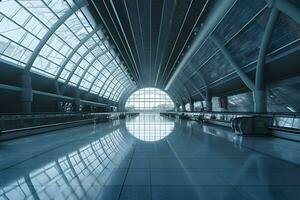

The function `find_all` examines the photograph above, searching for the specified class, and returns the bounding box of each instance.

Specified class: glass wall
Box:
[125,88,174,111]
[0,0,134,102]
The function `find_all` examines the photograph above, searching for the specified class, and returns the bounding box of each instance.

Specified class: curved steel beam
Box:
[116,86,129,107]
[107,72,128,100]
[165,0,236,90]
[163,0,210,86]
[91,0,141,85]
[62,43,112,92]
[265,0,300,24]
[109,0,142,84]
[97,61,121,96]
[160,0,195,83]
[118,85,136,111]
[119,85,137,104]
[25,1,88,72]
[211,34,255,91]
[112,83,130,100]
[171,86,187,103]
[173,80,192,102]
[167,89,181,105]
[84,54,118,98]
[76,53,117,91]
[122,0,143,81]
[101,70,122,98]
[115,83,128,100]
[180,72,206,100]
[109,80,125,100]
[55,25,103,80]
[172,87,186,105]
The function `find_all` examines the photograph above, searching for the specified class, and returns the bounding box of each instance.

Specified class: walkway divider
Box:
[0,112,139,142]
[161,111,300,140]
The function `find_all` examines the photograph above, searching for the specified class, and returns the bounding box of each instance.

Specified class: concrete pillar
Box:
[190,100,194,112]
[205,92,212,112]
[74,91,81,112]
[254,8,279,113]
[205,100,212,112]
[253,90,267,113]
[181,103,186,112]
[20,73,33,113]
[176,104,180,112]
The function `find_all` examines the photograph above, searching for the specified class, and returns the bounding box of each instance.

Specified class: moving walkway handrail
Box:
[0,112,139,133]
[162,111,300,117]
[0,112,139,120]
[161,111,300,131]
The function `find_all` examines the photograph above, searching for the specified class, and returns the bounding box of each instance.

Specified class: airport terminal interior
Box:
[1,0,300,199]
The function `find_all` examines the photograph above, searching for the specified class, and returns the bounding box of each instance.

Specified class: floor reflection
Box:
[1,116,300,200]
[126,113,174,142]
[0,129,132,200]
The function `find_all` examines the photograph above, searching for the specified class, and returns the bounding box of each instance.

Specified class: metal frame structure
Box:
[0,0,300,113]
[165,0,237,90]
[164,0,300,113]
[24,0,88,72]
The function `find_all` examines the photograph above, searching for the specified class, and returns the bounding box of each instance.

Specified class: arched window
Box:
[125,88,174,111]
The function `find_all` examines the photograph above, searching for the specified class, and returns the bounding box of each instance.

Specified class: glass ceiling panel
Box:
[200,51,234,85]
[225,9,270,67]
[215,0,266,44]
[268,13,300,55]
[0,0,134,102]
[116,86,129,101]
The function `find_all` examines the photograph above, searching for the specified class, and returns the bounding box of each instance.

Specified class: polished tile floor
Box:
[1,113,300,200]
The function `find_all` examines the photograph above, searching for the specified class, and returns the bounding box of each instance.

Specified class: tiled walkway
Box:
[1,114,300,200]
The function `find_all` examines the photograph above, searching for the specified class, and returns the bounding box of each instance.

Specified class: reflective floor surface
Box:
[1,113,300,200]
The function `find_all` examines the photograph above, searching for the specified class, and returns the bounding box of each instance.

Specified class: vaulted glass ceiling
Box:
[0,0,135,102]
[169,0,300,101]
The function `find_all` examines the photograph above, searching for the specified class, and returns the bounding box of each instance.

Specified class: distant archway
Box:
[125,88,174,111]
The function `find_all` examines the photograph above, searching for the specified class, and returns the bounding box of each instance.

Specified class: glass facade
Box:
[125,88,174,111]
[0,0,134,102]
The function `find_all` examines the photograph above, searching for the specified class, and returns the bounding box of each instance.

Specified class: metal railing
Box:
[0,112,139,133]
[161,111,300,133]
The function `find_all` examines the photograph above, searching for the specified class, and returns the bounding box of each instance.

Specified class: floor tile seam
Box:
[117,143,136,200]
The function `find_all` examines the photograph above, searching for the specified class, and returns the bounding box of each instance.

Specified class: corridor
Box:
[1,114,300,200]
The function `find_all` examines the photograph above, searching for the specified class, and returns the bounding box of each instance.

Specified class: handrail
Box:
[0,112,139,120]
[162,111,300,117]
[161,111,300,132]
[0,112,139,133]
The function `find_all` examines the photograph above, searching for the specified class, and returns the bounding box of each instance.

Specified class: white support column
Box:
[254,7,279,113]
